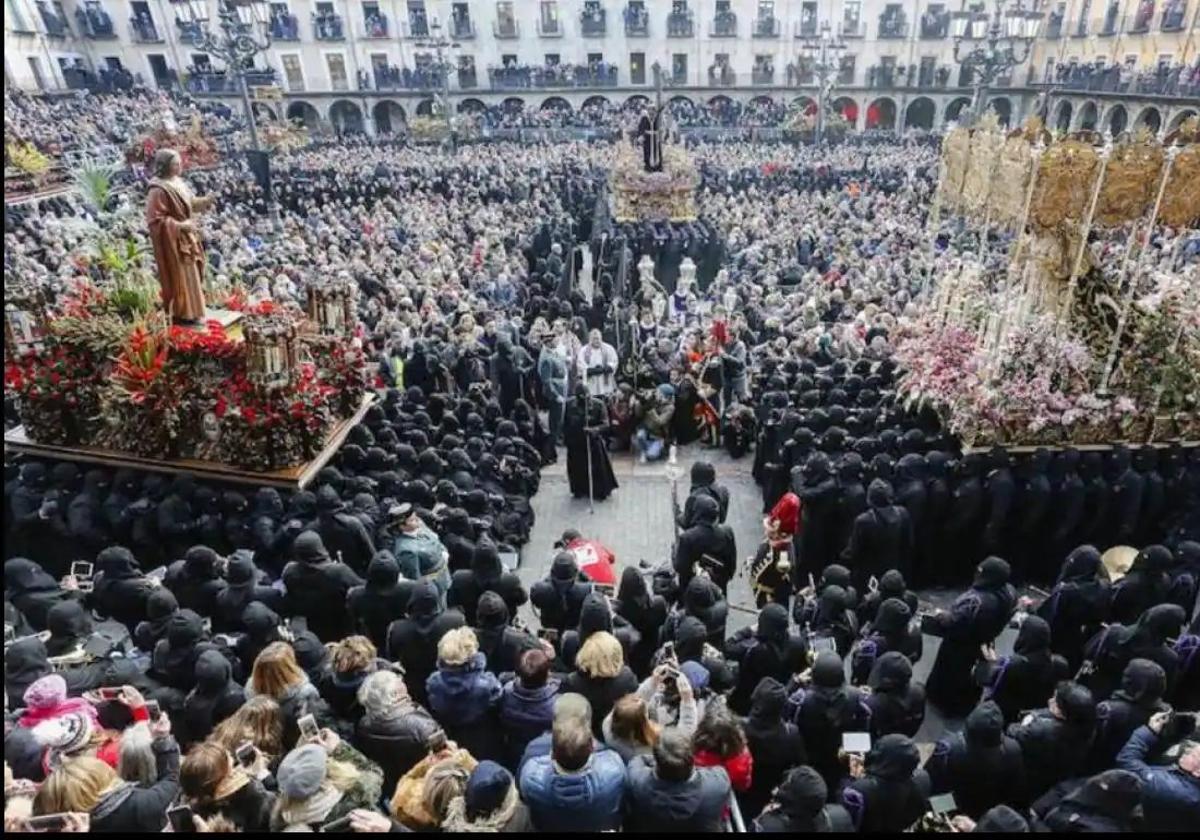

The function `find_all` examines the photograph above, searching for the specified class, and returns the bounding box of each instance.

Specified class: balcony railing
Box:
[710,13,737,36]
[129,16,161,42]
[270,14,300,40]
[667,11,694,37]
[177,20,203,43]
[751,68,776,84]
[458,69,478,89]
[878,15,908,38]
[331,76,349,92]
[371,68,446,90]
[706,67,736,86]
[581,9,606,36]
[38,7,70,37]
[362,13,388,38]
[488,64,619,89]
[77,8,116,38]
[752,15,779,37]
[404,18,429,38]
[451,17,475,38]
[624,6,648,35]
[1161,2,1186,29]
[186,70,277,94]
[795,18,818,36]
[841,19,865,37]
[313,13,345,40]
[537,17,563,36]
[494,19,519,38]
[1045,14,1063,37]
[919,12,948,37]
[867,65,898,87]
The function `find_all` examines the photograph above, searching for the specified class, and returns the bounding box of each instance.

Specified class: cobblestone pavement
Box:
[520,442,1027,745]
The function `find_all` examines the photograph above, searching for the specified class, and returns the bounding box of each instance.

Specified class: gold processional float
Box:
[896,111,1199,450]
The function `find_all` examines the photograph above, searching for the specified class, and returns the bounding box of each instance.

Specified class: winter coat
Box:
[865,652,926,739]
[498,678,560,771]
[625,755,730,832]
[562,666,639,740]
[1116,725,1200,832]
[385,581,467,706]
[841,735,930,833]
[353,700,440,799]
[281,557,365,643]
[189,776,275,831]
[181,649,246,746]
[346,551,414,651]
[89,735,181,832]
[741,678,806,820]
[724,604,807,715]
[519,748,627,832]
[270,742,383,830]
[426,651,504,761]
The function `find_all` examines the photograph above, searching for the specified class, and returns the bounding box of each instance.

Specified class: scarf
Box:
[440,785,520,833]
[278,783,343,828]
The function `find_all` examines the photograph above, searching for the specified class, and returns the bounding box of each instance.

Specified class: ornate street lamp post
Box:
[416,18,461,148]
[950,0,1041,123]
[178,0,282,232]
[800,20,847,145]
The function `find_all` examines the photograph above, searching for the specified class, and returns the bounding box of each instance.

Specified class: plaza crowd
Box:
[3,86,1199,834]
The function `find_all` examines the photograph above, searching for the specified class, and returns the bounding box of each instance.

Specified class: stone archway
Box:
[415,97,436,116]
[1166,108,1196,132]
[373,100,406,134]
[541,96,572,111]
[329,100,364,134]
[749,94,775,108]
[1053,100,1073,133]
[668,94,694,108]
[251,102,277,122]
[866,97,897,130]
[1104,103,1128,135]
[286,100,321,130]
[792,95,817,115]
[708,94,733,108]
[831,96,858,127]
[944,96,972,125]
[1135,106,1162,133]
[905,96,936,130]
[457,97,487,113]
[988,96,1012,127]
[625,94,650,110]
[582,94,611,109]
[1076,100,1099,131]
[500,96,526,112]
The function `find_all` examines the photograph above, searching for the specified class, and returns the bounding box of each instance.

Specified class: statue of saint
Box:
[146,149,215,324]
[636,105,666,173]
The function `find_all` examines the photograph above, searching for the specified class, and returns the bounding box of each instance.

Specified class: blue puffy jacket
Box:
[1116,725,1200,831]
[519,749,627,832]
[425,652,503,760]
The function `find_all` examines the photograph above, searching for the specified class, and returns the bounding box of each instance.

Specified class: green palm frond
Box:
[72,159,122,213]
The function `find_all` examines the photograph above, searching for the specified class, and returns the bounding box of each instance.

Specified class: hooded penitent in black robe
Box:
[563,387,618,502]
[925,557,1017,717]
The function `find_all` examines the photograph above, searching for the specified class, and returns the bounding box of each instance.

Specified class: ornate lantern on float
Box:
[242,312,300,390]
[305,275,357,338]
[4,282,48,354]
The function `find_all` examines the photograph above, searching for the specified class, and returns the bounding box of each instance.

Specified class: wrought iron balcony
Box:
[313,13,345,40]
[451,17,475,38]
[129,16,161,42]
[666,11,694,37]
[878,14,908,38]
[752,15,779,37]
[537,17,563,36]
[38,6,70,37]
[494,18,519,38]
[404,18,429,37]
[841,19,865,37]
[270,13,301,40]
[1045,14,1063,37]
[177,19,203,43]
[795,18,818,36]
[919,11,948,37]
[581,8,606,36]
[458,69,478,89]
[624,5,648,35]
[362,12,388,38]
[1160,1,1186,29]
[751,68,776,84]
[710,12,737,36]
[77,7,116,38]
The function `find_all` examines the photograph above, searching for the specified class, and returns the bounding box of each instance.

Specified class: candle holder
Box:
[243,312,300,391]
[4,282,48,355]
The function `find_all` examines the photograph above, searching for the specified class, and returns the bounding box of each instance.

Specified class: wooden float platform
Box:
[4,394,375,490]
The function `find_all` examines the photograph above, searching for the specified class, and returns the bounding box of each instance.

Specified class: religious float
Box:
[897,113,1199,450]
[125,107,221,173]
[610,104,699,223]
[4,156,369,488]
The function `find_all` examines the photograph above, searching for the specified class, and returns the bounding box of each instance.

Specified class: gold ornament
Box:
[1095,131,1165,227]
[1031,140,1101,232]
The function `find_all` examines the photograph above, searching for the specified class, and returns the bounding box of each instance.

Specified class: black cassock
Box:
[564,395,619,501]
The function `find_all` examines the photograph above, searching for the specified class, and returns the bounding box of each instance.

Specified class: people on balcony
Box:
[920,7,948,37]
[1161,0,1186,27]
[130,10,158,41]
[1046,5,1064,36]
[582,2,606,34]
[667,2,693,36]
[75,3,114,37]
[1131,0,1155,30]
[365,12,387,37]
[1052,56,1199,97]
[313,10,344,40]
[452,5,472,36]
[752,55,775,84]
[408,5,428,36]
[713,7,736,35]
[270,10,300,39]
[37,1,69,36]
[707,59,734,86]
[624,2,649,33]
[488,61,618,90]
[879,6,906,37]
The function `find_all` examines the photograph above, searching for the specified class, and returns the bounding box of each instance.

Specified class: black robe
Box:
[563,394,618,501]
